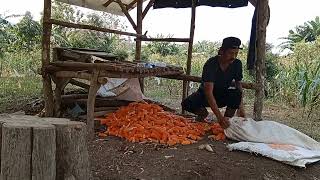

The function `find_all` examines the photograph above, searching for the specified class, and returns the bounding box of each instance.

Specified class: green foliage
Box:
[10,12,42,51]
[281,16,320,50]
[144,34,183,56]
[270,38,320,113]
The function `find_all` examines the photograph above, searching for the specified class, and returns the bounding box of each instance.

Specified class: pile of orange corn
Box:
[98,102,226,145]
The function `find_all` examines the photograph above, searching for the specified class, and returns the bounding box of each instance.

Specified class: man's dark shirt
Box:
[198,56,243,94]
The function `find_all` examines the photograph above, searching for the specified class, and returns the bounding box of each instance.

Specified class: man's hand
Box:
[218,117,230,129]
[237,107,246,118]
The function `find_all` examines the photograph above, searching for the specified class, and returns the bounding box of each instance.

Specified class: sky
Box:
[1,0,320,52]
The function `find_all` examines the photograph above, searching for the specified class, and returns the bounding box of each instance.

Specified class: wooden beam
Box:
[127,0,138,10]
[116,0,137,30]
[158,74,256,90]
[182,0,196,112]
[253,0,268,120]
[142,0,155,20]
[137,37,190,42]
[42,0,54,117]
[69,79,90,89]
[103,0,114,8]
[48,19,141,37]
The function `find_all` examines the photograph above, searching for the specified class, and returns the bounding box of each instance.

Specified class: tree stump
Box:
[0,114,91,180]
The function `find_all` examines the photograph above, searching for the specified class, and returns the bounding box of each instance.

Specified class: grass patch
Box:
[0,76,42,113]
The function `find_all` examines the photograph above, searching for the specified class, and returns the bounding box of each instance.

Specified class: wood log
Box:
[54,121,90,180]
[136,37,190,43]
[32,125,56,180]
[1,123,32,180]
[62,94,89,100]
[0,121,56,180]
[0,115,91,180]
[62,98,131,107]
[48,19,142,37]
[94,106,119,112]
[254,0,268,120]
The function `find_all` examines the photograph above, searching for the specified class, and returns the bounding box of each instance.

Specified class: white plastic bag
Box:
[225,117,320,167]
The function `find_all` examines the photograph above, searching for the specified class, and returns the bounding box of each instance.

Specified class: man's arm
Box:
[204,82,230,128]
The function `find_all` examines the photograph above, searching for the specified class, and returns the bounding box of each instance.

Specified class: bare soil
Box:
[89,136,320,180]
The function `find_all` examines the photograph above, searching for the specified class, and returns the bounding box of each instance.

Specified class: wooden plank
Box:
[142,0,155,20]
[42,0,54,117]
[254,0,268,120]
[137,37,190,42]
[55,71,92,80]
[48,19,141,37]
[116,0,137,30]
[182,0,196,111]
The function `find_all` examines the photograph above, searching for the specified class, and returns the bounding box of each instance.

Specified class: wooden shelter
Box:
[41,0,269,136]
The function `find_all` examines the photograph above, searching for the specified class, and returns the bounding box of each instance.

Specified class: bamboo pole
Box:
[136,37,190,42]
[42,0,54,117]
[182,0,196,112]
[136,0,144,93]
[254,0,268,120]
[48,19,142,37]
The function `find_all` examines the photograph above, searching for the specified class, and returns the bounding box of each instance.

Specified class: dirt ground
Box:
[89,136,320,180]
[2,98,320,179]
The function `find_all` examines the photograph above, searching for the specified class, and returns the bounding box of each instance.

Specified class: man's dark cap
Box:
[221,37,243,50]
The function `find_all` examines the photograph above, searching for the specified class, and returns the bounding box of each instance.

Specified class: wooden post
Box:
[87,70,100,138]
[182,0,196,112]
[136,0,144,93]
[52,77,71,117]
[253,0,268,120]
[41,0,54,117]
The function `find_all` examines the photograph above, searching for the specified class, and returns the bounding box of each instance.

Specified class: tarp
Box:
[153,0,248,9]
[56,0,147,16]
